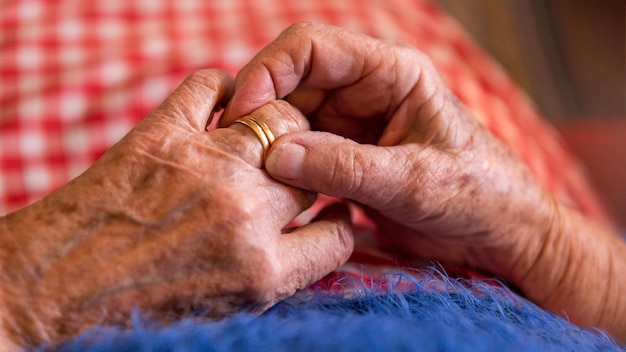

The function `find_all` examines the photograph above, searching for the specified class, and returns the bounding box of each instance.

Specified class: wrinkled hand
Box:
[222,23,552,282]
[0,69,353,348]
[222,24,626,341]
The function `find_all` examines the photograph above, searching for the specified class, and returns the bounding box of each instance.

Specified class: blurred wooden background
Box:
[434,0,626,226]
[433,0,625,122]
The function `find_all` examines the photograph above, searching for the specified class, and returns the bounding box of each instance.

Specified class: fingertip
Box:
[266,131,385,204]
[220,66,280,127]
[266,139,307,180]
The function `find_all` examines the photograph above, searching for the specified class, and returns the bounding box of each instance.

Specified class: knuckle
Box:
[330,220,355,258]
[213,196,282,301]
[236,249,281,302]
[269,100,310,133]
[185,69,223,90]
[281,22,319,38]
[227,191,261,222]
[329,146,370,199]
[181,69,233,102]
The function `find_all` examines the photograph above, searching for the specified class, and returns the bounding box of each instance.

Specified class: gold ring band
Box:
[246,116,275,145]
[232,117,273,161]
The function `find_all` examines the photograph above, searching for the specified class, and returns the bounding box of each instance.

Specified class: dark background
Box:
[434,0,626,227]
[434,0,625,121]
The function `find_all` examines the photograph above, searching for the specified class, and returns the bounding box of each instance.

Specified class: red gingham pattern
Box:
[0,0,613,279]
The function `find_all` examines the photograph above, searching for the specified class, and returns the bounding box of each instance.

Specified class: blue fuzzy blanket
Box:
[48,269,624,351]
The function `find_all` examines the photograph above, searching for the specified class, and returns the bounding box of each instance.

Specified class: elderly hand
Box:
[0,69,353,349]
[222,23,626,340]
[222,22,552,286]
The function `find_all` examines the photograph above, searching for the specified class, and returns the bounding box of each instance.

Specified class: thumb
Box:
[266,131,411,207]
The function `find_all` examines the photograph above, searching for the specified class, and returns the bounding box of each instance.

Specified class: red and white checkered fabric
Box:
[0,0,612,276]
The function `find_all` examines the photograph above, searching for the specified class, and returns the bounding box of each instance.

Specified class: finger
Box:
[150,69,234,131]
[265,130,418,209]
[208,100,315,226]
[211,100,310,169]
[221,23,419,124]
[278,202,354,290]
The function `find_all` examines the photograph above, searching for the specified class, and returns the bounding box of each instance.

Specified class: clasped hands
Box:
[1,23,623,348]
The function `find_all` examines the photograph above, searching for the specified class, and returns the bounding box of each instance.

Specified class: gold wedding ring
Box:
[233,116,276,161]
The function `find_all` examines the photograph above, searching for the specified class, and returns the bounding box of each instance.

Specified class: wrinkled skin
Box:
[222,23,552,286]
[222,23,626,341]
[0,22,624,349]
[0,69,353,349]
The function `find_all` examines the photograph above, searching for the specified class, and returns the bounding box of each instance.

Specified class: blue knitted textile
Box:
[48,269,624,351]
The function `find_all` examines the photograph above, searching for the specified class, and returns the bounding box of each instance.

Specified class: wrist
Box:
[515,198,626,341]
[470,186,558,293]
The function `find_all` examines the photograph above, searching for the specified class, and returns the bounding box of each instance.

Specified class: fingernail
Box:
[266,142,306,180]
